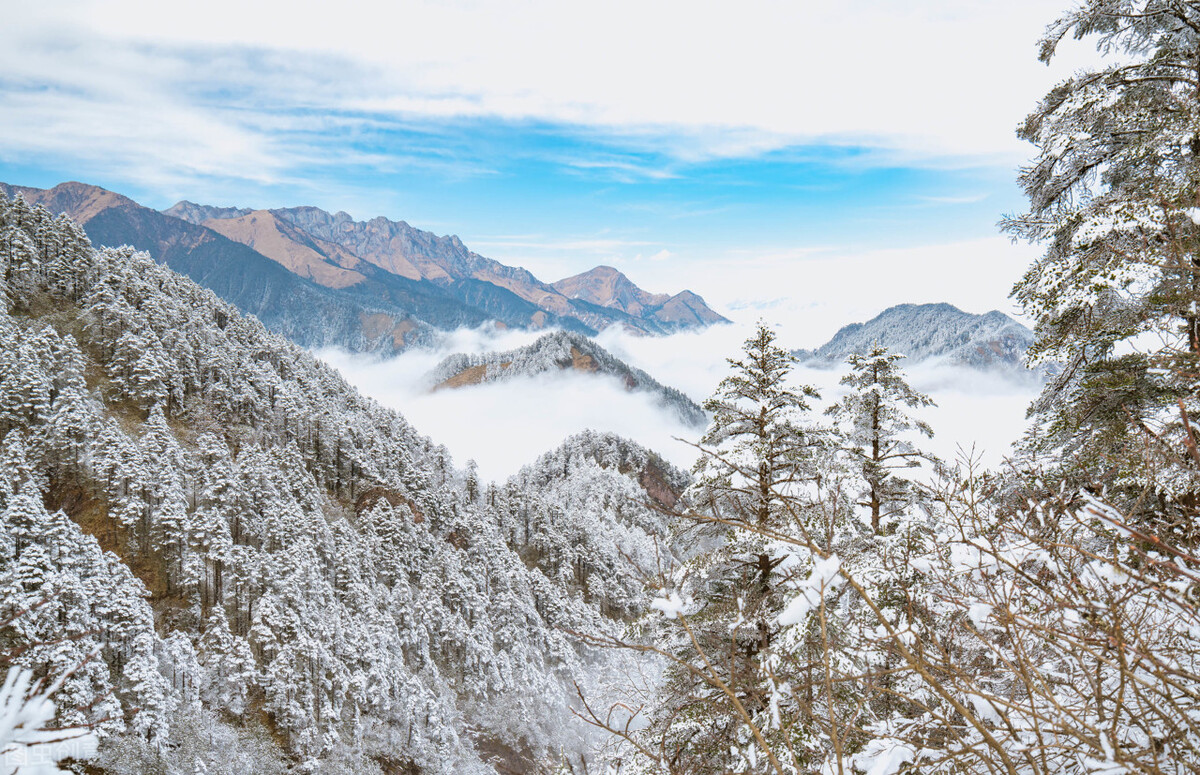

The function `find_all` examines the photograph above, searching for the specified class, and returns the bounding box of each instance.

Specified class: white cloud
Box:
[600,322,1038,471]
[570,236,1038,348]
[4,0,1102,178]
[319,316,1039,484]
[317,335,704,483]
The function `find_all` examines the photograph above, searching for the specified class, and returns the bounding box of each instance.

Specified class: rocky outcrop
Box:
[163,200,253,224]
[552,266,729,331]
[219,206,728,335]
[203,210,369,289]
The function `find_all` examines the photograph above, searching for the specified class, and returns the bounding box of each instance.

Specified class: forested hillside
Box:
[0,191,685,773]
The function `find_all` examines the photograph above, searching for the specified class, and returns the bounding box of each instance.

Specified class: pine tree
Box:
[1004,1,1200,508]
[826,344,936,534]
[641,323,831,772]
[693,322,822,531]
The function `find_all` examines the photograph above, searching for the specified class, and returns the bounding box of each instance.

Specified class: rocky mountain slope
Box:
[0,181,448,352]
[553,265,729,330]
[0,190,686,773]
[796,303,1038,374]
[1,181,728,356]
[426,331,708,427]
[170,199,730,336]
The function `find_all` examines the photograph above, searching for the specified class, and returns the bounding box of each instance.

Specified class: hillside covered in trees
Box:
[0,191,691,773]
[425,331,708,428]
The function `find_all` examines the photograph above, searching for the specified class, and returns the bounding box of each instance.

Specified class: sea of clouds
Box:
[316,320,1041,485]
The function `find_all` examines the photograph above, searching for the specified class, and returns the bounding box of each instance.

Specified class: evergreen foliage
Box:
[826,344,936,534]
[579,5,1200,773]
[0,191,677,773]
[1004,0,1200,513]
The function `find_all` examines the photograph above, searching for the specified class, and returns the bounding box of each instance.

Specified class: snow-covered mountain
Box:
[796,303,1037,373]
[0,190,688,773]
[425,330,708,427]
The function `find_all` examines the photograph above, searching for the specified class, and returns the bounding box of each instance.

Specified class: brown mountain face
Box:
[552,265,670,317]
[432,344,609,392]
[5,180,728,342]
[553,266,729,330]
[202,210,368,290]
[655,289,731,327]
[204,206,723,334]
[269,206,587,317]
[0,181,446,353]
[0,180,138,225]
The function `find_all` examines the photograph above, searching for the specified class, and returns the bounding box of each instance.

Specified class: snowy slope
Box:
[0,190,680,773]
[796,303,1037,373]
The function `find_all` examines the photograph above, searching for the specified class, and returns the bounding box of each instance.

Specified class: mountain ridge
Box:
[173,196,730,336]
[553,265,729,330]
[795,302,1038,374]
[0,180,442,352]
[426,330,708,427]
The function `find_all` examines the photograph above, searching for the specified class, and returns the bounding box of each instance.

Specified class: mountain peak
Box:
[1,181,137,224]
[551,265,728,331]
[425,330,707,427]
[584,264,624,278]
[163,200,254,225]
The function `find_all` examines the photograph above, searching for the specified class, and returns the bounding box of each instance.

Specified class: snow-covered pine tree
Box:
[622,323,834,772]
[826,344,936,534]
[1004,1,1200,523]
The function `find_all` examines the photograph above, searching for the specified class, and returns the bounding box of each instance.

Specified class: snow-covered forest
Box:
[0,191,689,772]
[7,1,1200,774]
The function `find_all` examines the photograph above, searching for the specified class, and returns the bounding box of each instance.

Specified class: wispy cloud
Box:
[2,0,1104,195]
[916,193,990,205]
[556,156,679,183]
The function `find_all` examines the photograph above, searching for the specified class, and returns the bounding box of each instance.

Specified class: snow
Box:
[967,602,994,630]
[0,668,97,775]
[650,591,689,619]
[852,738,917,775]
[778,554,844,627]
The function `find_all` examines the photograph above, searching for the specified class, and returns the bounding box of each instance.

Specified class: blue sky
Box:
[0,0,1089,336]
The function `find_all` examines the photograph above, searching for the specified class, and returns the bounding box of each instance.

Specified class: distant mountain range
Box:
[426,331,708,427]
[796,303,1039,374]
[0,181,728,354]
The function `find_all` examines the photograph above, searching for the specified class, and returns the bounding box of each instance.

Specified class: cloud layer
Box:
[320,321,1041,485]
[3,0,1099,194]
